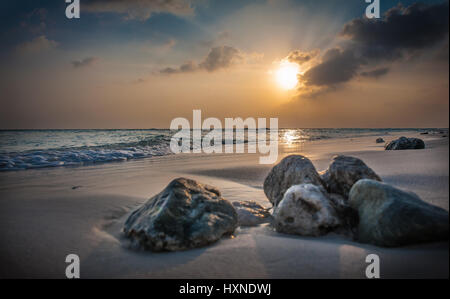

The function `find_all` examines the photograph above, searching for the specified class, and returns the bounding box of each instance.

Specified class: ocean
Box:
[0,128,446,171]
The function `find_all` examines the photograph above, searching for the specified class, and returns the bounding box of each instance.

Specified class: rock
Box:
[385,137,425,150]
[420,132,429,135]
[273,184,340,236]
[349,179,449,247]
[264,155,324,207]
[232,201,272,226]
[123,178,238,251]
[327,193,359,236]
[376,138,385,144]
[321,155,382,199]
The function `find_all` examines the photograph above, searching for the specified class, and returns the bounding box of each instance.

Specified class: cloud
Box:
[16,35,58,55]
[160,46,242,74]
[287,49,319,65]
[341,1,449,60]
[199,46,242,72]
[360,67,390,79]
[83,0,194,21]
[71,57,99,68]
[301,48,361,86]
[291,1,449,96]
[160,60,197,74]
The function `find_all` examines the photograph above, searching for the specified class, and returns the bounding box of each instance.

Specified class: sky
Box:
[0,0,448,129]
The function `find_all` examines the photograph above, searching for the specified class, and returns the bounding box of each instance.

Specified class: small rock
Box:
[385,137,425,150]
[321,155,381,199]
[420,132,429,135]
[349,179,449,247]
[264,155,324,207]
[232,201,272,226]
[376,138,385,144]
[273,184,340,237]
[123,178,238,252]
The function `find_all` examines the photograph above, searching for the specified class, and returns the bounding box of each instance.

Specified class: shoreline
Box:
[0,132,448,278]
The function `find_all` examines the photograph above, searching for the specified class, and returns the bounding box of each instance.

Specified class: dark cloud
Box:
[71,57,99,68]
[301,48,361,86]
[160,46,242,74]
[83,0,193,20]
[360,67,390,79]
[341,1,449,60]
[295,1,448,93]
[287,49,319,65]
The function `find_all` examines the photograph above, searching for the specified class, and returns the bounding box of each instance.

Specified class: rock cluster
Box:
[124,150,448,251]
[264,154,449,247]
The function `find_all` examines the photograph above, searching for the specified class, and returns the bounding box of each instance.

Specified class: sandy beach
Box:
[0,131,448,279]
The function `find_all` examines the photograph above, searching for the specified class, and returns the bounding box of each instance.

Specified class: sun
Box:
[275,61,300,90]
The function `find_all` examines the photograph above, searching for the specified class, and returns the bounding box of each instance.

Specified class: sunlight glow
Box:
[276,61,300,90]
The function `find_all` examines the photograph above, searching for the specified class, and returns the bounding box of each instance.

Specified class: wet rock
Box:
[349,179,449,247]
[232,201,272,226]
[273,184,340,237]
[321,155,381,199]
[376,138,385,144]
[264,155,324,207]
[385,137,425,150]
[123,178,238,251]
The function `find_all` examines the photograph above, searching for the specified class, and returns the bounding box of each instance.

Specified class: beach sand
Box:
[0,131,448,279]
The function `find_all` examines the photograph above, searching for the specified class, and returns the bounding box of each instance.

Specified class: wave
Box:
[0,135,173,171]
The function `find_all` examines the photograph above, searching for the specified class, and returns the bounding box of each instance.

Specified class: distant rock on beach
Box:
[349,179,449,247]
[376,138,385,143]
[232,201,272,227]
[123,178,238,252]
[264,155,325,207]
[385,137,425,150]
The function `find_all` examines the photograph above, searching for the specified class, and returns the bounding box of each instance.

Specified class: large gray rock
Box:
[321,155,381,199]
[385,137,425,150]
[232,201,272,227]
[349,179,449,247]
[123,178,238,251]
[264,155,324,207]
[273,184,341,236]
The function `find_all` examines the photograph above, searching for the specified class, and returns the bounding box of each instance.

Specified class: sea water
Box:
[0,128,445,171]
